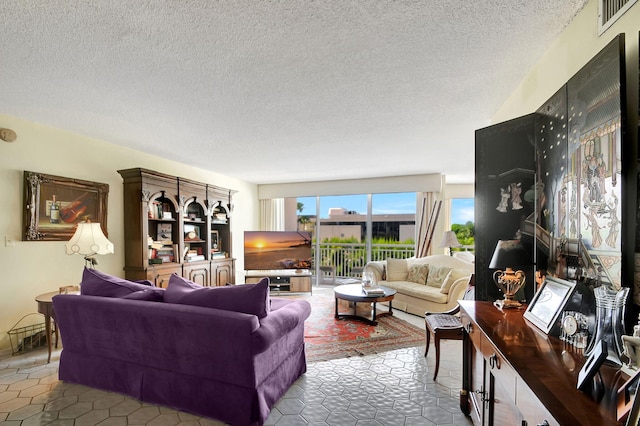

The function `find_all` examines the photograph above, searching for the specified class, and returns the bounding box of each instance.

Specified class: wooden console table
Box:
[459,301,623,425]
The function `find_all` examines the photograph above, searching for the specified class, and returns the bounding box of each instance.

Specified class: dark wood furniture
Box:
[425,275,475,380]
[425,313,463,381]
[118,168,236,287]
[36,291,60,363]
[36,287,81,363]
[334,284,396,325]
[460,300,624,425]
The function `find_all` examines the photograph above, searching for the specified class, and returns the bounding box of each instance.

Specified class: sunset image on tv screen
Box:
[244,231,312,270]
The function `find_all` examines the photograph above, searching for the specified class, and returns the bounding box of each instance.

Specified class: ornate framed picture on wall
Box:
[23,171,109,241]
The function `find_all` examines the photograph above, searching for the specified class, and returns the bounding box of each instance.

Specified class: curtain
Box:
[259,198,285,231]
[415,192,441,258]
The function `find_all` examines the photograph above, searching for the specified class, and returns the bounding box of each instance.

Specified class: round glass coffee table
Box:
[334,284,396,325]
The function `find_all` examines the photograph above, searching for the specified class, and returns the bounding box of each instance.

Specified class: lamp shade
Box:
[65,222,114,256]
[439,231,462,248]
[489,240,530,269]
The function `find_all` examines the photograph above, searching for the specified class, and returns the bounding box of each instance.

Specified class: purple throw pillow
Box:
[122,288,165,302]
[165,274,270,318]
[81,267,157,297]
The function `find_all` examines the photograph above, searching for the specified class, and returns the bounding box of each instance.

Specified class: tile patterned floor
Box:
[0,307,472,426]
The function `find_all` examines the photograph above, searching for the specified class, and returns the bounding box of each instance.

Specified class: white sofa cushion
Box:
[440,268,471,293]
[407,264,429,285]
[379,280,448,304]
[387,258,409,281]
[426,265,452,288]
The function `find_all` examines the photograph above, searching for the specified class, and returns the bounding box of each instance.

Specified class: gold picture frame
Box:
[23,171,109,241]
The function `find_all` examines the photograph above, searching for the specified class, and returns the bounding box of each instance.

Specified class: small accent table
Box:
[35,288,79,363]
[334,284,396,325]
[35,291,59,363]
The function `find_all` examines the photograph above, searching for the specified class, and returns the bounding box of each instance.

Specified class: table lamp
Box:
[439,230,462,256]
[489,239,530,308]
[65,221,114,268]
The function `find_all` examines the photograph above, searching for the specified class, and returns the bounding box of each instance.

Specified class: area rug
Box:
[281,287,426,362]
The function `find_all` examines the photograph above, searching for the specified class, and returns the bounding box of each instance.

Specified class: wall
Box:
[0,114,258,354]
[493,1,639,130]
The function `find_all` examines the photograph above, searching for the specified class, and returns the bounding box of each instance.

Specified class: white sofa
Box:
[363,254,474,316]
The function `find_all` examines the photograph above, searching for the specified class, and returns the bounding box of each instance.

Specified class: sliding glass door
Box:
[297,193,416,278]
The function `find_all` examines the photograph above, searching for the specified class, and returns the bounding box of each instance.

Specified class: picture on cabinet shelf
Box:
[157,223,172,242]
[23,171,109,241]
[211,230,220,252]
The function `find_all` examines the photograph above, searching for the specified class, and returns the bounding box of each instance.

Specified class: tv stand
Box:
[245,270,312,294]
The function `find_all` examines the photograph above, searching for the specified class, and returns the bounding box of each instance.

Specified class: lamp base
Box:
[84,256,98,269]
[494,298,522,309]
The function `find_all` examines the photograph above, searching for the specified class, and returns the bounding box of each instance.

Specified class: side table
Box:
[35,287,78,363]
[35,291,59,363]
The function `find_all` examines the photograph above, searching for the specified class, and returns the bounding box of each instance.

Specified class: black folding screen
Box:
[475,34,636,320]
[475,114,537,303]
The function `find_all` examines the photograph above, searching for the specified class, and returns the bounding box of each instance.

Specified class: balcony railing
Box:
[315,242,415,277]
[314,242,474,277]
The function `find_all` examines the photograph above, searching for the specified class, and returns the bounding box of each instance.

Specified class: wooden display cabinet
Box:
[118,168,236,287]
[212,258,235,286]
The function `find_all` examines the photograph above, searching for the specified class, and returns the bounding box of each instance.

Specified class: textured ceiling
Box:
[1,1,588,185]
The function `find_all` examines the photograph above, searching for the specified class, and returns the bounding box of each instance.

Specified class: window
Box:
[450,198,475,251]
[296,193,417,276]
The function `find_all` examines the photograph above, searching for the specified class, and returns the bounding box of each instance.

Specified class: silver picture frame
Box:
[523,276,576,334]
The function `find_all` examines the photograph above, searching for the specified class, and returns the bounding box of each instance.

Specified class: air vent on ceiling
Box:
[598,0,637,35]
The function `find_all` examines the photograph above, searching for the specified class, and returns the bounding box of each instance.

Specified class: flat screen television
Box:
[244,231,312,271]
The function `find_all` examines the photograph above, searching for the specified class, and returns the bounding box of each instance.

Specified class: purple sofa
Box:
[52,269,311,426]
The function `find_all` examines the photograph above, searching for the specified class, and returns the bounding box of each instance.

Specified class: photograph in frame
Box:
[523,276,576,334]
[211,230,220,252]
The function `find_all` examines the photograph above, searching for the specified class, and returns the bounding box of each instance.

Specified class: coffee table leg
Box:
[335,297,339,318]
[389,300,393,316]
[372,302,377,322]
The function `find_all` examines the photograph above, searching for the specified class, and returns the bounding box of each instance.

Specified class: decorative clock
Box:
[560,310,588,349]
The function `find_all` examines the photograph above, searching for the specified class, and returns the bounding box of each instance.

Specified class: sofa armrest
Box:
[364,261,385,282]
[252,298,311,353]
[447,276,471,303]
